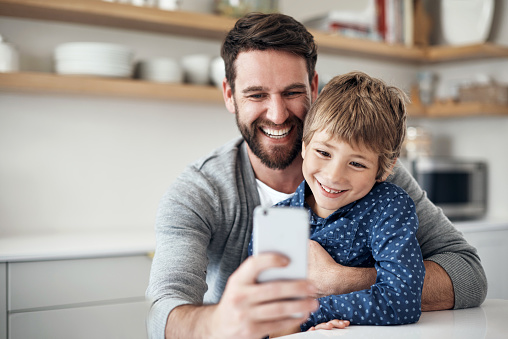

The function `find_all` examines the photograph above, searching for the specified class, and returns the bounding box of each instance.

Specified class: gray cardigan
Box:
[146,137,487,339]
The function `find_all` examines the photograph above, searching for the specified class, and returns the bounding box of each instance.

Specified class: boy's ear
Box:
[378,158,398,182]
[301,142,307,159]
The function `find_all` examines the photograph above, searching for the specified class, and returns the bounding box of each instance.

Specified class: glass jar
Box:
[214,0,279,18]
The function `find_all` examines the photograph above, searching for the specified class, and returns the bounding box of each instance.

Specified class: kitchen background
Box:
[1,0,508,237]
[1,1,507,338]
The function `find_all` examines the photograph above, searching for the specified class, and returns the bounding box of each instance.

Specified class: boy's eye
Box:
[350,161,366,168]
[316,149,331,157]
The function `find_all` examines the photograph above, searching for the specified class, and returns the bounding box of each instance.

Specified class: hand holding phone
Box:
[253,206,309,283]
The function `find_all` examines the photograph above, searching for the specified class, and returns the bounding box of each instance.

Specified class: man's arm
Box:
[389,161,487,310]
[165,255,318,339]
[421,261,454,311]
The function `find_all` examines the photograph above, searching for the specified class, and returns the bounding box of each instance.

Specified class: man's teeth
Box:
[261,127,291,139]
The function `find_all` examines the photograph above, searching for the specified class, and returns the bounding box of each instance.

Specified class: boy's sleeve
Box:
[301,193,425,329]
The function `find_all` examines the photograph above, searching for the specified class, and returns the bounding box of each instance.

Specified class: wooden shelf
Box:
[2,0,508,63]
[0,0,237,40]
[3,72,505,117]
[1,0,508,115]
[425,102,508,117]
[0,71,224,102]
[424,43,508,63]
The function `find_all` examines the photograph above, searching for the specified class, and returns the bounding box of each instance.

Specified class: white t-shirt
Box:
[256,179,294,207]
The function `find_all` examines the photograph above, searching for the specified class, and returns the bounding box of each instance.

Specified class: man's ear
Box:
[222,78,236,114]
[310,71,319,102]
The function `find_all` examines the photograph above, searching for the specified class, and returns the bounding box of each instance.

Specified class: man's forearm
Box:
[421,260,454,311]
[166,304,215,339]
[326,265,377,296]
[328,261,454,311]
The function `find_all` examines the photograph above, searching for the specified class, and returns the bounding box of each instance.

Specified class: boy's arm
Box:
[302,193,425,329]
[308,244,454,311]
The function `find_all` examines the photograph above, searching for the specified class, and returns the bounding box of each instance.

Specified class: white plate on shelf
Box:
[53,42,133,78]
[441,0,494,46]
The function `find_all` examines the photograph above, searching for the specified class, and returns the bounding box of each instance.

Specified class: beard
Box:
[234,102,304,170]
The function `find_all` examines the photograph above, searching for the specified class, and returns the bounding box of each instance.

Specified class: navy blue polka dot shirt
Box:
[249,180,425,329]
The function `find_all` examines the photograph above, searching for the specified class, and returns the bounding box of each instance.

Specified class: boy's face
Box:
[302,130,379,219]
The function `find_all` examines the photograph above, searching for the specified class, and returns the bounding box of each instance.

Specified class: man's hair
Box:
[221,12,317,94]
[302,71,409,180]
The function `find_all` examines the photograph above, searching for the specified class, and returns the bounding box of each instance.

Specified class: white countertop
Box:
[0,219,506,262]
[280,299,508,339]
[454,220,508,233]
[0,230,155,262]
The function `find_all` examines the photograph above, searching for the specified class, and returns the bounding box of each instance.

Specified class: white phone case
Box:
[253,206,309,282]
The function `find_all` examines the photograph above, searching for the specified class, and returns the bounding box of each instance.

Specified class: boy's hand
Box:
[307,319,350,331]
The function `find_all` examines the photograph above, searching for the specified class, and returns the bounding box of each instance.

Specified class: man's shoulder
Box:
[189,137,245,175]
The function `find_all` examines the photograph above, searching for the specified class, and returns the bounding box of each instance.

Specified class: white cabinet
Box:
[1,263,6,339]
[459,223,508,300]
[5,255,152,339]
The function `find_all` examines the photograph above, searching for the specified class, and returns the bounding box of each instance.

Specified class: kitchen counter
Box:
[0,230,155,262]
[0,220,506,262]
[280,299,508,339]
[454,220,508,233]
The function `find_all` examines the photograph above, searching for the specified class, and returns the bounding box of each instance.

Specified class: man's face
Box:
[225,50,316,170]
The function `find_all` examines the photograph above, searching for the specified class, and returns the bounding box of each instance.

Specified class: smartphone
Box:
[253,206,309,283]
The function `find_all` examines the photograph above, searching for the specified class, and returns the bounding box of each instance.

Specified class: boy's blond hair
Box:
[302,71,408,180]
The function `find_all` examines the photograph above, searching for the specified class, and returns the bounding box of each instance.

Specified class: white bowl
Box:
[181,54,212,85]
[210,56,225,88]
[441,0,494,46]
[137,58,183,83]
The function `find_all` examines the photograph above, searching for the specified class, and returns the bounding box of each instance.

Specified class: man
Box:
[146,12,487,339]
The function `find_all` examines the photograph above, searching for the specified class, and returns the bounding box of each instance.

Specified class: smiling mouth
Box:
[260,126,292,139]
[320,182,346,194]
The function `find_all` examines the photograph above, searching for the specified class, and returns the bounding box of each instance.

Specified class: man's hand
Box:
[307,240,376,298]
[167,253,318,339]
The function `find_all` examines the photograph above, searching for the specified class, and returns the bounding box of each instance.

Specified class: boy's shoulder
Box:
[368,181,412,202]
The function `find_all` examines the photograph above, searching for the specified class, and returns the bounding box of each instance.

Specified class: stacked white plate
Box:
[136,58,183,83]
[54,42,134,78]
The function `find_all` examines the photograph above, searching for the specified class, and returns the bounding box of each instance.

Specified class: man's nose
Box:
[265,95,289,124]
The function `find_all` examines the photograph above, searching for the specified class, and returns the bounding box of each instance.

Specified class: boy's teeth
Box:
[322,184,343,194]
[261,127,291,139]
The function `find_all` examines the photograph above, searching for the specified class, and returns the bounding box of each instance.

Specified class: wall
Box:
[1,0,507,237]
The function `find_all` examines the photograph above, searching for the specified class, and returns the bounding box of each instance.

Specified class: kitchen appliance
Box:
[410,157,487,220]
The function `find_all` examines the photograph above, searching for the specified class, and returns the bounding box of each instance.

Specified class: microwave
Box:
[409,157,488,220]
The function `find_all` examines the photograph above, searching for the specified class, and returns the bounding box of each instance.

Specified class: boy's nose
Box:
[326,162,347,183]
[265,96,289,124]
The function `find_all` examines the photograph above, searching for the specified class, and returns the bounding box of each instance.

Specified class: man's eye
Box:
[285,91,304,97]
[249,94,264,99]
[350,161,366,168]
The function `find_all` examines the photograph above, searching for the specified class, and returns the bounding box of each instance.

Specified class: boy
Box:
[250,71,425,335]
